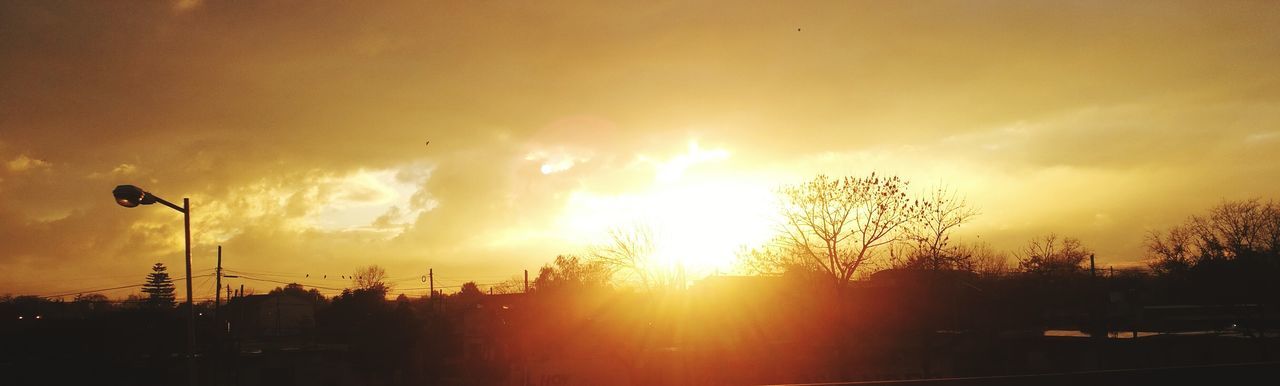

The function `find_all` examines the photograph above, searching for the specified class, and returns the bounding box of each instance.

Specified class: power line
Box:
[228,275,347,291]
[36,274,213,299]
[398,281,505,291]
[39,284,144,299]
[222,269,313,279]
[66,296,223,305]
[6,268,215,288]
[222,268,363,282]
[194,275,213,297]
[216,267,305,276]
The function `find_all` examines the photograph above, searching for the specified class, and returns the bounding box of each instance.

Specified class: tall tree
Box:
[750,173,923,285]
[141,263,176,308]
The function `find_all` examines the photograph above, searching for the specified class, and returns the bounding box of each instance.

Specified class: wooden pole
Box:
[214,246,221,321]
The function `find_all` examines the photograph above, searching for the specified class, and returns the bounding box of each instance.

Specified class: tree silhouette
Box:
[964,242,1012,276]
[749,173,923,285]
[1145,198,1280,305]
[352,265,389,294]
[489,276,526,294]
[736,243,815,275]
[592,224,682,290]
[533,255,610,293]
[321,280,417,382]
[1146,225,1196,275]
[897,186,979,271]
[140,263,175,308]
[270,282,326,304]
[458,281,483,297]
[1016,234,1090,274]
[73,293,109,303]
[1147,198,1280,273]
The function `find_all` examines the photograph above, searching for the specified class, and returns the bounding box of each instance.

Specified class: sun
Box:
[558,141,778,280]
[644,180,778,275]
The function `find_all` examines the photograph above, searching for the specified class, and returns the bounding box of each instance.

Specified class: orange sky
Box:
[2,1,1279,299]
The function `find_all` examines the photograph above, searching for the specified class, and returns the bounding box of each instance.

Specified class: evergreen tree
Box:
[141,262,175,308]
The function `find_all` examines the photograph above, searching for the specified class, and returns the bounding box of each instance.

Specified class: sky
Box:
[2,1,1279,299]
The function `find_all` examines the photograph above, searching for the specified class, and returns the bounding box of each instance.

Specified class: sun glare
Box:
[559,141,777,279]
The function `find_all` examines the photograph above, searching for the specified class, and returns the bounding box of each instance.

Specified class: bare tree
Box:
[1193,199,1280,259]
[73,293,110,303]
[964,242,1012,276]
[897,187,979,271]
[1147,198,1280,272]
[753,173,923,286]
[489,276,527,294]
[73,293,112,311]
[533,255,610,293]
[1017,234,1091,274]
[1146,226,1196,275]
[352,265,390,293]
[736,242,820,276]
[591,224,682,290]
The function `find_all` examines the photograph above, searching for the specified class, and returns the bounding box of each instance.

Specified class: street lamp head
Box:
[112,185,155,208]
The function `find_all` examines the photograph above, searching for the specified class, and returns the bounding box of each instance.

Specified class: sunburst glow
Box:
[559,141,777,279]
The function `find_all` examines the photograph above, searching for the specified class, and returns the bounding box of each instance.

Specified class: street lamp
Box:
[112,184,197,385]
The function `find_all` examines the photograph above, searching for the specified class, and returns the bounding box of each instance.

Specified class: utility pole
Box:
[214,245,222,324]
[210,245,223,386]
[524,269,529,293]
[429,269,434,299]
[1090,253,1096,279]
[1089,253,1100,339]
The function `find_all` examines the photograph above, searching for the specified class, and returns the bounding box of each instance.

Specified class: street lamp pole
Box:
[183,198,194,378]
[113,185,197,386]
